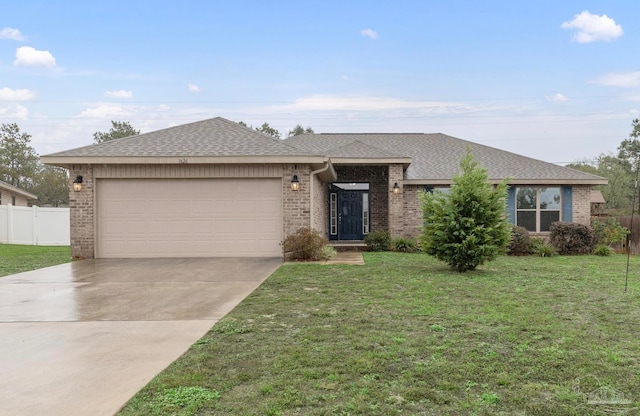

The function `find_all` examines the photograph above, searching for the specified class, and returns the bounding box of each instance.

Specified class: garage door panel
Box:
[97,178,283,258]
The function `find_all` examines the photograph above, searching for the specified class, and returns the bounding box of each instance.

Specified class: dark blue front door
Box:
[338,191,363,240]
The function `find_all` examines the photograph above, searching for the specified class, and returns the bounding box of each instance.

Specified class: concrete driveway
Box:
[0,257,281,416]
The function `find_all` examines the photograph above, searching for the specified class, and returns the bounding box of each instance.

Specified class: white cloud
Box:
[592,71,640,87]
[0,104,29,120]
[360,29,378,39]
[561,11,623,43]
[0,27,25,41]
[78,104,134,119]
[546,93,568,102]
[0,87,36,100]
[13,46,56,67]
[273,94,474,114]
[188,84,201,92]
[104,90,133,98]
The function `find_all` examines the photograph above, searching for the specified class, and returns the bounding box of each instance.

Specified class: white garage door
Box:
[96,178,282,258]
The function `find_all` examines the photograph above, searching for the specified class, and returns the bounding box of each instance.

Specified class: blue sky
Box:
[1,1,638,164]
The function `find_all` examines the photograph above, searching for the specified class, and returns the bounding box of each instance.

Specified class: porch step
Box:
[329,241,368,252]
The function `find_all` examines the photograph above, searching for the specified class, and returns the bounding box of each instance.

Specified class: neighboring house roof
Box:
[591,190,606,204]
[285,133,607,185]
[0,180,37,200]
[42,117,324,165]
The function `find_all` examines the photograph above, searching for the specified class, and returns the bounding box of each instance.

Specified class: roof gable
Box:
[323,140,409,159]
[44,117,315,158]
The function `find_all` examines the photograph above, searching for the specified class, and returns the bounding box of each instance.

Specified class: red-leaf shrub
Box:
[549,222,595,255]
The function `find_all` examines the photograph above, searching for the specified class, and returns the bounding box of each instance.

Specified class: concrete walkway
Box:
[0,258,281,416]
[324,251,365,265]
[285,251,365,265]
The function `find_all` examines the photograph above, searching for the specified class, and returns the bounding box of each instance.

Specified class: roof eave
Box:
[330,157,412,168]
[40,155,328,167]
[404,178,608,186]
[0,182,38,200]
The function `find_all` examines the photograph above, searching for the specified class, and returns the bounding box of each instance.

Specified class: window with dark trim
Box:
[516,187,561,232]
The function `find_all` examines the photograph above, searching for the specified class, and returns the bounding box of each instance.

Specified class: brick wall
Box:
[572,185,591,226]
[312,173,328,236]
[334,165,388,231]
[69,164,94,259]
[388,164,404,238]
[403,185,424,239]
[283,164,312,238]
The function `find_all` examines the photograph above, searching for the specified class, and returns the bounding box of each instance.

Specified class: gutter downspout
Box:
[309,161,331,231]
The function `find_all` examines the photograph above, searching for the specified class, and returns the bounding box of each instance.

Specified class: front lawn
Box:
[120,253,640,415]
[0,244,71,277]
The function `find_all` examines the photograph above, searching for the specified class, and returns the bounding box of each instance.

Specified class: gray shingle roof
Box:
[322,140,409,159]
[285,133,605,182]
[44,117,316,158]
[43,116,605,184]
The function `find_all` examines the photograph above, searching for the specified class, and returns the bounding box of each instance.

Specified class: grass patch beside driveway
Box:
[120,253,640,415]
[0,244,70,277]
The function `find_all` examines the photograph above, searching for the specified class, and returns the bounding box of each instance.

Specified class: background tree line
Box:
[567,119,640,215]
[0,120,139,207]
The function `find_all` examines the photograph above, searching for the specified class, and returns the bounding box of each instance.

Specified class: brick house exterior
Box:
[42,117,607,259]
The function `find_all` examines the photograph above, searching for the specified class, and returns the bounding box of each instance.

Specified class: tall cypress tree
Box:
[420,150,511,272]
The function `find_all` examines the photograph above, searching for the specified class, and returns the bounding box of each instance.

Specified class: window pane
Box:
[330,193,337,235]
[517,211,536,232]
[540,211,560,232]
[362,193,369,234]
[539,188,561,210]
[517,188,536,209]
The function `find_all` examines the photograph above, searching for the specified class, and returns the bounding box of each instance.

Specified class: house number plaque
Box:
[178,159,188,164]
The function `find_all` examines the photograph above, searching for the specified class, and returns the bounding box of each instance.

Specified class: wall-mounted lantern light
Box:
[392,182,400,194]
[291,174,300,191]
[73,175,83,192]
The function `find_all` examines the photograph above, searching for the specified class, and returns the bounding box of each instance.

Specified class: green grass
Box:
[0,244,71,277]
[119,253,640,415]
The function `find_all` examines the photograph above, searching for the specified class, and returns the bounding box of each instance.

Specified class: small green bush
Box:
[365,230,391,252]
[593,244,613,256]
[320,245,337,259]
[549,222,595,255]
[392,237,418,252]
[530,238,557,257]
[283,228,330,261]
[508,225,531,256]
[592,218,629,247]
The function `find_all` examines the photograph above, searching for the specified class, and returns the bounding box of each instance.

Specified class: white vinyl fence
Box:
[0,205,70,246]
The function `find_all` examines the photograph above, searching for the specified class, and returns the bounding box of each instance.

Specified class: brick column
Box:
[388,164,404,238]
[69,164,94,259]
[282,164,312,238]
[572,185,591,226]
